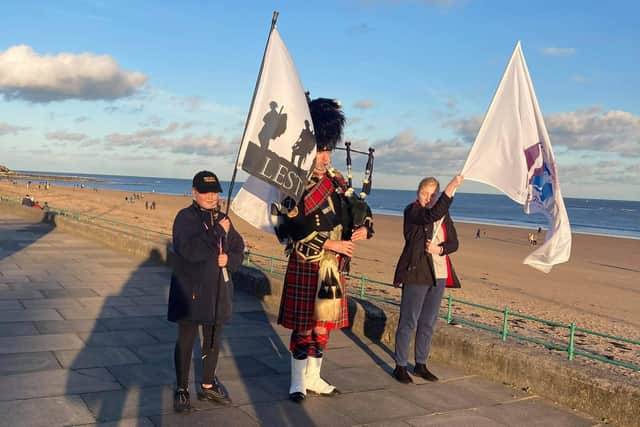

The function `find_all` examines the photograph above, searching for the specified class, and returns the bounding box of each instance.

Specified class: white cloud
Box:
[545,107,640,157]
[353,99,375,110]
[541,47,576,56]
[372,129,468,175]
[558,160,640,186]
[445,107,640,157]
[104,123,235,156]
[159,134,236,156]
[45,131,88,141]
[106,123,180,145]
[81,138,102,147]
[444,115,482,142]
[0,121,29,136]
[0,45,147,102]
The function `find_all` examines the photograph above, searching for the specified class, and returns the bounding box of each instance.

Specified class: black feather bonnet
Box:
[308,97,345,151]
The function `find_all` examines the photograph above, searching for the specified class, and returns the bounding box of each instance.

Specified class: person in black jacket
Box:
[392,176,463,384]
[168,171,244,412]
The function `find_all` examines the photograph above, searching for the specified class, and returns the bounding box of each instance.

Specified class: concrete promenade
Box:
[0,214,598,426]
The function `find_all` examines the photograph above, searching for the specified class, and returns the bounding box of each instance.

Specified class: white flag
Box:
[231,26,316,232]
[461,41,571,273]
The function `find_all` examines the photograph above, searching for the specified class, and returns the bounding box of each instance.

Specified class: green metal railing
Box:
[3,195,638,371]
[243,250,640,371]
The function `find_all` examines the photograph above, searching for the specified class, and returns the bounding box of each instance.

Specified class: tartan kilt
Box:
[277,252,349,331]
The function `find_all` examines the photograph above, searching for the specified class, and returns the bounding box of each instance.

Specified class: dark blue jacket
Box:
[168,202,244,324]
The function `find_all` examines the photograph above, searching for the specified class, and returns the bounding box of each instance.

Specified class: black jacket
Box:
[393,194,461,287]
[168,203,244,324]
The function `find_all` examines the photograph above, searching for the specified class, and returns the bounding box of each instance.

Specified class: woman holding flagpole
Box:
[392,175,463,383]
[276,97,373,403]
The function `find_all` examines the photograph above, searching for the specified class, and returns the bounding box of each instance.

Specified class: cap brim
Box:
[194,184,223,193]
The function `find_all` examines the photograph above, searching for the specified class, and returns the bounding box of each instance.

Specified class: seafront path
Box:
[0,214,598,426]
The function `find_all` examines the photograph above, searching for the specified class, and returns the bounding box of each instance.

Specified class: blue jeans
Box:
[394,279,446,366]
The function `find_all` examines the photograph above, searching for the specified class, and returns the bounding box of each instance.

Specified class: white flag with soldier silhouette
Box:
[461,41,571,273]
[231,26,316,232]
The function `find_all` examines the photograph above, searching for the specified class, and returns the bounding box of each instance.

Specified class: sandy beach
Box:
[2,179,639,377]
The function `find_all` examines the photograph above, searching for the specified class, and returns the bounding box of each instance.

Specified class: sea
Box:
[13,171,640,239]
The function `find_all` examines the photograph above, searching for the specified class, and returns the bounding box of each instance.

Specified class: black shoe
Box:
[198,378,232,405]
[392,365,413,384]
[289,391,306,403]
[173,388,191,413]
[414,363,438,381]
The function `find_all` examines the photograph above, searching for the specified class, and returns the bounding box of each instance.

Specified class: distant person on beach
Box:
[392,175,463,384]
[476,228,481,238]
[167,171,245,413]
[151,200,156,210]
[275,98,373,403]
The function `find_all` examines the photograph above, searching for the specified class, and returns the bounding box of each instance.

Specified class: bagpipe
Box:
[272,142,375,267]
[332,141,375,240]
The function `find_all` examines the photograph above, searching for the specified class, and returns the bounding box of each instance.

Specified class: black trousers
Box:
[174,321,224,389]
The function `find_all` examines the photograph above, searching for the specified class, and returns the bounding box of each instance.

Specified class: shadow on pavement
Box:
[66,248,172,424]
[0,212,54,264]
[346,299,396,375]
[66,245,320,425]
[217,267,319,426]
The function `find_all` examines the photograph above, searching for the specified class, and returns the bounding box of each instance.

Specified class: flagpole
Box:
[224,10,279,216]
[212,11,280,356]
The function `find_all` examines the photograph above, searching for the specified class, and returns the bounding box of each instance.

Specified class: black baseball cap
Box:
[192,171,223,193]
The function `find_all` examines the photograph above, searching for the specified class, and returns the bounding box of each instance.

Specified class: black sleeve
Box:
[439,216,459,255]
[402,206,411,239]
[405,193,453,226]
[224,223,245,273]
[172,210,218,262]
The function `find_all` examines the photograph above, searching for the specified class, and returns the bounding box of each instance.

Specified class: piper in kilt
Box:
[275,98,373,403]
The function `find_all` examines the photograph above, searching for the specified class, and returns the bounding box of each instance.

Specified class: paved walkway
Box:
[0,215,598,426]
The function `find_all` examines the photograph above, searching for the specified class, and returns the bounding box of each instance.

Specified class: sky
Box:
[1,0,638,201]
